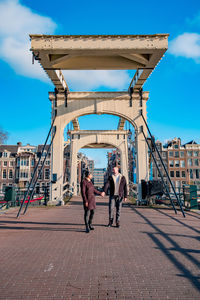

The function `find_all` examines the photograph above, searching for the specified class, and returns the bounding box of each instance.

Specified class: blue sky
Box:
[0,0,200,167]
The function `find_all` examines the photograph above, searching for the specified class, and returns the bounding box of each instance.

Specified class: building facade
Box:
[93,168,106,189]
[0,143,51,193]
[152,138,200,191]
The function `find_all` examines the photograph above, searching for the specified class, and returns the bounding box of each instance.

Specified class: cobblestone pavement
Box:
[0,196,200,299]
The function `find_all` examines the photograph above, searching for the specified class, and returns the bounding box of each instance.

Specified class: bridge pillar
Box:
[69,135,78,196]
[135,102,149,202]
[49,96,65,205]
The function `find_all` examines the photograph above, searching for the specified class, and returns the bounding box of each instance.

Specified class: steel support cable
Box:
[142,130,177,214]
[23,127,56,215]
[17,117,56,218]
[141,113,185,217]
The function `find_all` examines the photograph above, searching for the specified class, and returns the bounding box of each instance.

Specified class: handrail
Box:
[17,117,56,218]
[141,113,185,217]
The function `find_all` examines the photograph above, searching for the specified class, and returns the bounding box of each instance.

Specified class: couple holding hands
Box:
[81,166,127,233]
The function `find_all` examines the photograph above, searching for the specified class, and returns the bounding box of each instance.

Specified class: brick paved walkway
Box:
[0,196,200,300]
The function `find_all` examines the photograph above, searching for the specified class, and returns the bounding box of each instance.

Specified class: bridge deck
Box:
[0,196,200,299]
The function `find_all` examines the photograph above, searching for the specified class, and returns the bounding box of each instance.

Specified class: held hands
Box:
[101,192,105,197]
[85,202,88,207]
[124,198,127,202]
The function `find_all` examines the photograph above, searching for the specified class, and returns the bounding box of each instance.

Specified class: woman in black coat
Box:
[81,170,103,233]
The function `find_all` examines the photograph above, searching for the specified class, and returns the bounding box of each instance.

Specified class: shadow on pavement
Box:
[130,206,200,293]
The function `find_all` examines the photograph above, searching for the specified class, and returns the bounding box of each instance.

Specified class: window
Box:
[187,151,192,157]
[170,171,174,177]
[3,161,7,166]
[175,160,179,167]
[2,170,6,179]
[3,152,8,157]
[194,151,198,157]
[176,171,180,178]
[45,169,50,180]
[169,160,174,167]
[42,151,46,157]
[162,152,166,158]
[175,152,179,158]
[180,151,184,157]
[20,172,28,178]
[9,170,13,179]
[41,183,45,191]
[174,145,179,149]
[189,169,193,179]
[45,160,50,166]
[182,171,186,178]
[31,159,35,166]
[169,151,173,157]
[188,158,193,167]
[176,181,181,188]
[20,158,29,166]
[17,158,20,167]
[180,160,185,168]
[195,169,199,179]
[9,161,14,167]
[194,159,199,166]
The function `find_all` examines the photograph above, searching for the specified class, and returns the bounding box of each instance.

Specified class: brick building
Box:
[1,142,94,196]
[0,143,50,193]
[0,144,19,191]
[152,138,200,191]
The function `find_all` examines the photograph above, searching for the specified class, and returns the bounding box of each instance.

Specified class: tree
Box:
[0,127,8,144]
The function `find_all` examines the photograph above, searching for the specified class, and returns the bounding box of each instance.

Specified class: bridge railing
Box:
[0,186,50,211]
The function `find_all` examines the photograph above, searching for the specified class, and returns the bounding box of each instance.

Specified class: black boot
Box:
[88,223,94,230]
[107,218,113,227]
[88,210,94,230]
[85,225,90,233]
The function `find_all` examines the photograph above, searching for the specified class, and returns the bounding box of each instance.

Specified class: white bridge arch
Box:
[49,91,149,201]
[67,129,130,195]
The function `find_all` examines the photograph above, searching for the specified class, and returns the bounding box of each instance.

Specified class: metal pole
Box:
[23,128,56,215]
[17,117,56,218]
[141,113,185,217]
[142,130,177,214]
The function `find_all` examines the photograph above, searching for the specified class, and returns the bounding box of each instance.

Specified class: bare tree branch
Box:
[0,128,8,144]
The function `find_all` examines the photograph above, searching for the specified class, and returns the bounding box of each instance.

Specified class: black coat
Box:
[104,175,127,198]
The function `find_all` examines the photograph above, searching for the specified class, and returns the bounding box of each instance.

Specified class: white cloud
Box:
[62,70,131,91]
[0,0,131,90]
[169,32,200,62]
[0,0,56,80]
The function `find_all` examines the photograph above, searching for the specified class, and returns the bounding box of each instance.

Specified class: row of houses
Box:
[1,137,200,195]
[0,142,94,193]
[152,138,200,190]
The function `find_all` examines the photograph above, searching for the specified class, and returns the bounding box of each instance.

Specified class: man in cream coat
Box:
[103,166,127,228]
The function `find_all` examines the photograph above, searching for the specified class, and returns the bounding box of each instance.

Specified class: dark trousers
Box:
[84,208,94,228]
[109,196,123,222]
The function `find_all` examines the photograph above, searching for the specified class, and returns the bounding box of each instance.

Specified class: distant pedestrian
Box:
[102,166,127,228]
[81,170,104,233]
